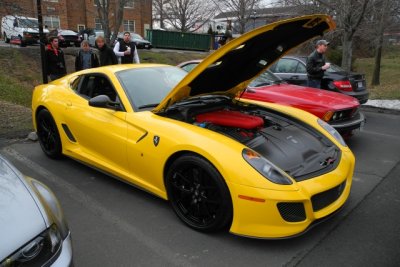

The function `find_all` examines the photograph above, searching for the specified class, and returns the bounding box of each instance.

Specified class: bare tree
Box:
[93,0,131,44]
[276,0,370,72]
[212,0,262,34]
[153,0,171,29]
[163,0,217,32]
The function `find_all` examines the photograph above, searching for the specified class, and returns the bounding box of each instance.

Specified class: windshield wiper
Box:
[138,103,159,109]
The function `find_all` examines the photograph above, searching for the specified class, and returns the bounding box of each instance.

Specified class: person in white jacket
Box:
[113,32,140,64]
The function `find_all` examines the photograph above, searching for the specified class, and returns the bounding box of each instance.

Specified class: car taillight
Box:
[333,80,353,92]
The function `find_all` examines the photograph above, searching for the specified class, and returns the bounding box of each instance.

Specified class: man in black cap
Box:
[306,39,331,89]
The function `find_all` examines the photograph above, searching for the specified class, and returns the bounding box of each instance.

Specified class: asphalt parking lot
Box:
[1,107,399,266]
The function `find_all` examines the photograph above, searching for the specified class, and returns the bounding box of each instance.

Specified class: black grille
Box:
[277,202,306,222]
[311,181,346,212]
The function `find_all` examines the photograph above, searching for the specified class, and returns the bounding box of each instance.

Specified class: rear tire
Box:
[165,154,233,232]
[36,109,63,159]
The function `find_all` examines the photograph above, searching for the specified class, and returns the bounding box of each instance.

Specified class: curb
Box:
[360,105,400,115]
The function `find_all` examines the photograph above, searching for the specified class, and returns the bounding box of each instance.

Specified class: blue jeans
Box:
[308,79,321,89]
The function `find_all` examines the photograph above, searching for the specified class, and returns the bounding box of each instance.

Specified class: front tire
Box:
[165,154,233,232]
[36,109,63,159]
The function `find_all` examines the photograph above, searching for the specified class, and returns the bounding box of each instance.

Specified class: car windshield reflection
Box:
[116,66,187,110]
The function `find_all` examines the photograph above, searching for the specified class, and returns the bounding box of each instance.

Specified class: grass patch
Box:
[354,47,400,100]
[0,47,42,106]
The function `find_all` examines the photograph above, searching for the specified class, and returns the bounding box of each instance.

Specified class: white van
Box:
[1,15,49,46]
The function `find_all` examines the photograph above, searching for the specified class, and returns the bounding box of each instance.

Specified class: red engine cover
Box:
[196,110,264,129]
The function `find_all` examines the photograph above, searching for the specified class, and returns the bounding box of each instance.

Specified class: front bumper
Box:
[227,150,354,239]
[330,112,366,133]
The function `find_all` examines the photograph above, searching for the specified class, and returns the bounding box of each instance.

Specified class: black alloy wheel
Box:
[36,109,62,159]
[166,154,233,232]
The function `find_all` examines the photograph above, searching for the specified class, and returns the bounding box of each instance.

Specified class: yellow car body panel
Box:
[32,15,355,238]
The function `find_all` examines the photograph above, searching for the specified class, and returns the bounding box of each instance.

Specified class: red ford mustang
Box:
[178,60,365,137]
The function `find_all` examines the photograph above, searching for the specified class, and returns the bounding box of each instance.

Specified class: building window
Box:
[44,0,59,2]
[124,0,134,8]
[123,20,135,32]
[46,7,56,12]
[77,24,85,32]
[44,16,60,29]
[95,18,103,30]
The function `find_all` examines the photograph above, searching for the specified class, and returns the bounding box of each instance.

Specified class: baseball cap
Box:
[316,39,329,46]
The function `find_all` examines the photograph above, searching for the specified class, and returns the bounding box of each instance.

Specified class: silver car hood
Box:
[0,159,46,259]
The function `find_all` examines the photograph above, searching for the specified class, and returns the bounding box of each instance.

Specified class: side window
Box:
[70,76,82,91]
[274,58,296,73]
[295,62,307,74]
[181,63,198,73]
[77,74,118,102]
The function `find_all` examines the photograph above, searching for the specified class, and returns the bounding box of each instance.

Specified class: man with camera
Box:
[306,39,331,89]
[113,32,140,64]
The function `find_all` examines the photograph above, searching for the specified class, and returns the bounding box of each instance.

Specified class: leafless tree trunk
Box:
[371,0,389,85]
[153,0,170,29]
[339,0,369,71]
[94,0,131,44]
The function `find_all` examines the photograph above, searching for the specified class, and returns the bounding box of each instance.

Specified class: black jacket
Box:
[75,50,100,71]
[306,50,326,79]
[45,45,67,76]
[118,40,136,64]
[95,43,118,66]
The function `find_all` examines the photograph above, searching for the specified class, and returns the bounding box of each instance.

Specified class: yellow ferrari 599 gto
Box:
[32,15,354,238]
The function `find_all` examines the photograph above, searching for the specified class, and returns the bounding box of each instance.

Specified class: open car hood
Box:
[154,14,335,113]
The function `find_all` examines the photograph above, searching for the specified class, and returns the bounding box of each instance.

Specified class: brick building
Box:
[0,0,152,37]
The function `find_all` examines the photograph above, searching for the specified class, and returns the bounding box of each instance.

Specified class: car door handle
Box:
[289,75,299,79]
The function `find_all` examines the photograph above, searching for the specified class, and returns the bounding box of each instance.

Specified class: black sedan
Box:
[269,56,369,104]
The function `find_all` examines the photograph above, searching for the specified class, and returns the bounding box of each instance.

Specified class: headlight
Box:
[1,224,62,267]
[242,149,293,185]
[317,119,347,147]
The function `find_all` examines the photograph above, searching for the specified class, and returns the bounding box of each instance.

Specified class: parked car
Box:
[116,32,153,49]
[32,15,355,239]
[49,29,82,47]
[179,60,365,137]
[269,56,369,104]
[0,155,73,266]
[1,15,49,46]
[86,29,104,47]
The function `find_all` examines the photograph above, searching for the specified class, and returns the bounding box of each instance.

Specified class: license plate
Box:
[70,42,74,45]
[145,44,149,48]
[358,81,363,88]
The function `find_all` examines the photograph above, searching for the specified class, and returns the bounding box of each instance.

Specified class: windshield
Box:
[116,66,187,110]
[249,70,283,87]
[18,18,39,28]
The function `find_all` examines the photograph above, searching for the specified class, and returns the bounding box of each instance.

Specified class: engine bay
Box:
[161,96,340,181]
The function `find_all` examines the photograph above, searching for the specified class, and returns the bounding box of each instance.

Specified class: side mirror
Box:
[88,95,123,111]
